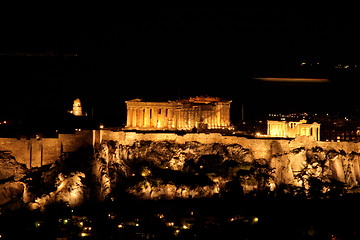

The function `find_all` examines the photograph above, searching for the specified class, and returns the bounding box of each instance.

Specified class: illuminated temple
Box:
[267,119,321,141]
[125,96,232,131]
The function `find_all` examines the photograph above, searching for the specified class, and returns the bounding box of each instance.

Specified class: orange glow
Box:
[255,78,329,83]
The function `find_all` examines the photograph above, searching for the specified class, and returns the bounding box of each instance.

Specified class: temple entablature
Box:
[125,97,232,131]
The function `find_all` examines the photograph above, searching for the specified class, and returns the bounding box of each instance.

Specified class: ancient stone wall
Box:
[0,130,94,168]
[2,127,360,174]
[99,130,360,184]
[99,130,297,160]
[99,130,360,153]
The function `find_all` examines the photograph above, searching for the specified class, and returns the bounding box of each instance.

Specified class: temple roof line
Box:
[126,96,231,105]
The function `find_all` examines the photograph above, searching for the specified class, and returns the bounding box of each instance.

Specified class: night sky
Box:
[1,8,360,126]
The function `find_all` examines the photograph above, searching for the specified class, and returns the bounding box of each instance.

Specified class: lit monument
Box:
[267,119,321,141]
[125,96,232,131]
[70,98,85,117]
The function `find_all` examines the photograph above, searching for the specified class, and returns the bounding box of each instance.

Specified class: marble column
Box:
[132,108,137,127]
[225,106,230,126]
[154,108,158,128]
[149,109,154,127]
[161,109,166,128]
[139,108,144,127]
[178,109,183,129]
[189,109,194,129]
[173,108,176,129]
[145,108,150,127]
[187,109,190,129]
[164,109,168,128]
[127,108,131,127]
[177,109,182,129]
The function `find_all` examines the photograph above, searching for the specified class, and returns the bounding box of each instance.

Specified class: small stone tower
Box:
[72,98,83,116]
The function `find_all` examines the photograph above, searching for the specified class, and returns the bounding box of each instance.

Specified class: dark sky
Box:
[1,8,360,125]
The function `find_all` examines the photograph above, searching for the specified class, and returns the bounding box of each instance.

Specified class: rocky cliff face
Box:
[1,137,360,211]
[95,138,360,200]
[94,140,253,200]
[0,149,92,211]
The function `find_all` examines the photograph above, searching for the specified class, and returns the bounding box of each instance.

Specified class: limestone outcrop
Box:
[1,135,360,210]
[95,137,360,200]
[0,151,27,181]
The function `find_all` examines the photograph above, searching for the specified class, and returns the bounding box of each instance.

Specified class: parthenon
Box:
[125,96,232,131]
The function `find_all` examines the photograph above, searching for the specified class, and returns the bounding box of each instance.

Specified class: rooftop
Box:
[127,96,231,104]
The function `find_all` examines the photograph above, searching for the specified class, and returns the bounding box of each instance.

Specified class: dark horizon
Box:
[1,8,360,127]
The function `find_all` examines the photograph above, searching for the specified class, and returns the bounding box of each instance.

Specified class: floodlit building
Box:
[267,119,321,141]
[69,98,86,117]
[125,96,231,131]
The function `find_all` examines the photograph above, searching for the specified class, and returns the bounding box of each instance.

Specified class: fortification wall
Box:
[2,128,360,170]
[99,130,360,160]
[0,130,94,168]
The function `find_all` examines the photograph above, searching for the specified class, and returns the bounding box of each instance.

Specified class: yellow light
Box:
[141,168,151,177]
[81,232,89,237]
[135,223,139,227]
[183,225,188,229]
[166,222,174,227]
[118,224,123,228]
[255,77,329,83]
[253,217,259,223]
[100,125,104,129]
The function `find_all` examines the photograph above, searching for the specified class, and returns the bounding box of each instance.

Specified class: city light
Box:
[166,222,174,227]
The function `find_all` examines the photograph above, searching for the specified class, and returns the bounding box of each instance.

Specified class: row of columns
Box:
[301,126,320,141]
[127,107,176,129]
[268,121,320,141]
[197,107,230,130]
[268,122,287,137]
[126,104,231,130]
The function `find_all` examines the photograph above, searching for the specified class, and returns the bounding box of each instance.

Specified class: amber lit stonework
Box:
[69,98,86,117]
[125,97,232,131]
[267,119,321,141]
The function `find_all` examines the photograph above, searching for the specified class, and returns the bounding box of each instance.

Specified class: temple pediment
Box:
[125,97,231,131]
